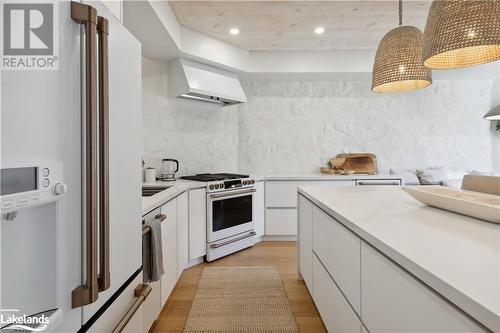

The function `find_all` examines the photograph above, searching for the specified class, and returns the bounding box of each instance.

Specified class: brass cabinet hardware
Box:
[71,1,99,309]
[111,284,152,333]
[97,15,110,293]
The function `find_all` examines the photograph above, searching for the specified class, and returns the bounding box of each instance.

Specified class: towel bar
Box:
[141,213,167,236]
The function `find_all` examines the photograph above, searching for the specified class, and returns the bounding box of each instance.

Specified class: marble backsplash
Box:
[237,80,494,174]
[142,57,494,176]
[142,57,239,176]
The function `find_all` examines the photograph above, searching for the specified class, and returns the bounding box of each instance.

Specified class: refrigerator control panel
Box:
[0,161,67,214]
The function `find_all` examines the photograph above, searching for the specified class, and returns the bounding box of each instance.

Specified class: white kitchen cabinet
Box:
[177,191,189,276]
[160,199,178,307]
[312,180,355,187]
[266,181,310,208]
[361,242,486,333]
[313,205,361,314]
[86,274,145,333]
[312,254,362,333]
[265,208,297,236]
[142,279,160,333]
[298,194,313,290]
[253,181,265,238]
[189,188,207,260]
[101,0,122,22]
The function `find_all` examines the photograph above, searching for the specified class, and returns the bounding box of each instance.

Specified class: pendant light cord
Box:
[399,0,403,26]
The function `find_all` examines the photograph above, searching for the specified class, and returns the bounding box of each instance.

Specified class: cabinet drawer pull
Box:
[155,213,167,222]
[111,284,152,333]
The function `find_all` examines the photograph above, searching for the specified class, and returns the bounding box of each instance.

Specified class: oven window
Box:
[212,195,252,232]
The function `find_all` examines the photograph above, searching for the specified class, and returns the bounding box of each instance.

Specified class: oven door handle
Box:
[210,231,256,249]
[209,188,256,199]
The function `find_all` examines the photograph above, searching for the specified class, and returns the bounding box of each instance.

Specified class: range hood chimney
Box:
[167,58,247,106]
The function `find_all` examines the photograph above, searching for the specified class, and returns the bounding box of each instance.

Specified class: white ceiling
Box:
[168,1,432,51]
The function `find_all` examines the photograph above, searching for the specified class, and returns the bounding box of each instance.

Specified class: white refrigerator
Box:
[1,1,143,332]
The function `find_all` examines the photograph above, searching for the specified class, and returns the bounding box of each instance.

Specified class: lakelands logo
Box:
[1,309,50,331]
[1,2,59,70]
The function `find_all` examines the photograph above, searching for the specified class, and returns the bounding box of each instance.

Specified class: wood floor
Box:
[151,241,327,333]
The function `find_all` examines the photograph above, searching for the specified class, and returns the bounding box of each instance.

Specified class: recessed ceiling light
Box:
[229,28,240,36]
[314,27,325,35]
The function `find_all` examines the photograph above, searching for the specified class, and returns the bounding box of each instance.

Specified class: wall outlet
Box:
[320,156,328,165]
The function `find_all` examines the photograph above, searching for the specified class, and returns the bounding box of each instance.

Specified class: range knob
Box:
[209,184,215,190]
[219,183,224,189]
[242,180,247,185]
[250,179,255,184]
[54,183,68,195]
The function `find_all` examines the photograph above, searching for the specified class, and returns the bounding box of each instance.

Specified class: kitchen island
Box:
[297,186,499,333]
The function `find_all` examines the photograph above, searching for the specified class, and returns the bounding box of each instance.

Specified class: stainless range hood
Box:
[167,58,247,106]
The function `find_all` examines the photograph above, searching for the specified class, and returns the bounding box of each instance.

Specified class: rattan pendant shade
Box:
[423,0,500,69]
[372,26,432,93]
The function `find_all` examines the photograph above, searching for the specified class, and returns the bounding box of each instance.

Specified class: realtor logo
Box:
[1,2,59,70]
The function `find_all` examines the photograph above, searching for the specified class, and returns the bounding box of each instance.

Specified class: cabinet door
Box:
[100,0,123,21]
[266,181,310,208]
[298,195,313,291]
[142,279,161,333]
[265,208,297,236]
[313,206,361,314]
[312,254,362,333]
[189,188,207,260]
[161,200,178,307]
[361,243,486,333]
[177,191,189,276]
[253,181,265,237]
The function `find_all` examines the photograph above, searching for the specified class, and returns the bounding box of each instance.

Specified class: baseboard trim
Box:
[185,257,204,268]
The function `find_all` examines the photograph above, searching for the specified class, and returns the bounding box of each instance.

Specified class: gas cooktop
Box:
[180,173,249,182]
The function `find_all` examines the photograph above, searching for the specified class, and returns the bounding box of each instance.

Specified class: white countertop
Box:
[141,179,205,215]
[140,173,401,215]
[263,173,401,181]
[298,186,500,332]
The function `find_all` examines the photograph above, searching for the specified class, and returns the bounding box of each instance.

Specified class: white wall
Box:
[237,80,494,174]
[142,57,496,176]
[142,57,239,176]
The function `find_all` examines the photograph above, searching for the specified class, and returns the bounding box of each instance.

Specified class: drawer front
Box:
[361,243,486,333]
[313,254,362,333]
[266,181,309,208]
[87,274,145,333]
[298,195,313,291]
[310,180,355,187]
[313,205,361,314]
[266,208,297,235]
[142,279,161,332]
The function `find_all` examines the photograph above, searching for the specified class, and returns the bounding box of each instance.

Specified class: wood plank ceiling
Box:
[168,1,432,50]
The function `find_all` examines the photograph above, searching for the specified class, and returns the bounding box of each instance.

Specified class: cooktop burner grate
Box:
[180,173,249,182]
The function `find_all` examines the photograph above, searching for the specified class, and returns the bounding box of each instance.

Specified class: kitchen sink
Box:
[142,186,171,197]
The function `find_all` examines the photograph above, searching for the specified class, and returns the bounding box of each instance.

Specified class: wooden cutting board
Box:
[335,153,378,174]
[320,153,378,175]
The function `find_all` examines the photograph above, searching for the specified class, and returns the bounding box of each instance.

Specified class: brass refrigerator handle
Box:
[111,284,152,333]
[97,15,111,293]
[71,1,99,309]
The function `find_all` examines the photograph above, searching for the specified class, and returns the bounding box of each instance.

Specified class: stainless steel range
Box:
[181,173,256,261]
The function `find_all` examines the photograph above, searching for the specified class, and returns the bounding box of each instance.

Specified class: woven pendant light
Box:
[372,0,432,93]
[423,0,500,69]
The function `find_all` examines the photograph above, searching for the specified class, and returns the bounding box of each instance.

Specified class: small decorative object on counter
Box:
[320,153,378,175]
[145,167,156,182]
[402,186,500,223]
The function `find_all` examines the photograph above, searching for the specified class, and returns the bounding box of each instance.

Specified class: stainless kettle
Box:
[159,159,179,180]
